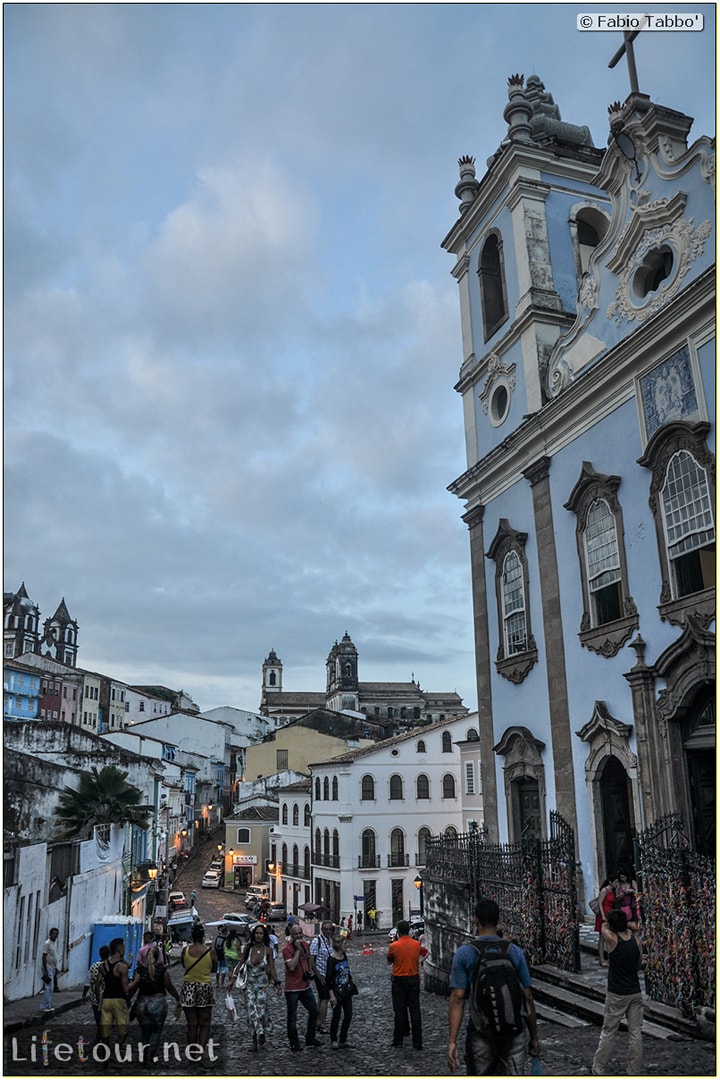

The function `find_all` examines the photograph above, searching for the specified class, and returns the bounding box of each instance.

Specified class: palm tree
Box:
[55,764,150,839]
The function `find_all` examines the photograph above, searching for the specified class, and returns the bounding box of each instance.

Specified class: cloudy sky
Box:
[5,3,715,713]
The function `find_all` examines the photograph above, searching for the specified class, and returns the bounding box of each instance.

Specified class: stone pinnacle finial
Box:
[508,73,525,89]
[455,156,479,213]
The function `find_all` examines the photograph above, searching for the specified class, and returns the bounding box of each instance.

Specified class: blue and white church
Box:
[443,69,714,900]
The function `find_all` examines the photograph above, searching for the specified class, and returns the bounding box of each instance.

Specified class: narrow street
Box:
[6,850,715,1076]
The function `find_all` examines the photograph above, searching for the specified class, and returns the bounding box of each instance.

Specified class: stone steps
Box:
[531,958,701,1040]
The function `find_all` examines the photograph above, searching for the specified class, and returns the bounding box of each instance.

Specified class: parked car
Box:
[202,870,222,889]
[388,918,424,941]
[267,902,287,922]
[209,860,223,872]
[168,891,187,912]
[222,912,253,927]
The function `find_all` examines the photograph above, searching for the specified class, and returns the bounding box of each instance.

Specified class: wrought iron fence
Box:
[636,813,715,1016]
[425,810,579,973]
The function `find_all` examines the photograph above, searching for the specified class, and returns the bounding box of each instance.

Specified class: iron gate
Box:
[636,813,715,1015]
[425,810,579,974]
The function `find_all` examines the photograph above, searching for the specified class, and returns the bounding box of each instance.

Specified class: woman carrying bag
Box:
[326,932,358,1051]
[235,922,282,1052]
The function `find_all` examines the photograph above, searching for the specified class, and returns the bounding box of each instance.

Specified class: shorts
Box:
[180,981,215,1009]
[315,974,330,1001]
[217,959,228,974]
[100,997,130,1038]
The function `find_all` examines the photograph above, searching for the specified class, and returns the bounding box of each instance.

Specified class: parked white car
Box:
[201,870,222,889]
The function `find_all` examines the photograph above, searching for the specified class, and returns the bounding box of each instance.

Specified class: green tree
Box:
[55,765,150,839]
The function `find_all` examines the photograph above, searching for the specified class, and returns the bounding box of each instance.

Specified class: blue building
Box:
[444,72,714,899]
[4,660,41,720]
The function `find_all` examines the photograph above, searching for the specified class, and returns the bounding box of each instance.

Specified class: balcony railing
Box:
[358,855,380,869]
[387,853,409,868]
[288,866,312,881]
[312,853,340,869]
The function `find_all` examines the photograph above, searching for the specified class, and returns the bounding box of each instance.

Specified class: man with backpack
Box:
[447,897,539,1074]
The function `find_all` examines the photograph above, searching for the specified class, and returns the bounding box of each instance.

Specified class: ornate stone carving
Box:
[495,646,538,683]
[606,215,712,326]
[479,355,517,416]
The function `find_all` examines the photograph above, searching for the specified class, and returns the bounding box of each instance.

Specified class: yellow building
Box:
[245,708,375,780]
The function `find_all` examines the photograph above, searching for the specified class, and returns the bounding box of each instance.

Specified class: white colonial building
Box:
[272,715,480,928]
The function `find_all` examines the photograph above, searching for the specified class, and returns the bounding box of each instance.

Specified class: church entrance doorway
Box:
[599,756,635,876]
[683,691,715,857]
[517,776,541,837]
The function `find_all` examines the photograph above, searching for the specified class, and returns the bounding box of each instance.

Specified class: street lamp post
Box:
[414,874,424,917]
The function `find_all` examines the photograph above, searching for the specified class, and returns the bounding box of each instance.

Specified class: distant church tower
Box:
[325,632,359,712]
[41,598,79,667]
[3,582,41,659]
[261,648,283,710]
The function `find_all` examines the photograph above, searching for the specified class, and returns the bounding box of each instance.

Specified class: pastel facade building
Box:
[444,73,714,898]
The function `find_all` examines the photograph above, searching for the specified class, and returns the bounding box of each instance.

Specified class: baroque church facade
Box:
[4,582,79,667]
[259,632,468,727]
[444,70,714,899]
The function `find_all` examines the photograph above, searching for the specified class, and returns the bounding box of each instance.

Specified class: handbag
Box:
[589,896,601,916]
[335,975,359,1001]
[234,964,248,991]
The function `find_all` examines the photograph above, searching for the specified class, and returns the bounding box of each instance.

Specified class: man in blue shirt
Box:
[447,898,540,1074]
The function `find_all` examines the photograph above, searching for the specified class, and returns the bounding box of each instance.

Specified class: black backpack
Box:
[469,939,525,1039]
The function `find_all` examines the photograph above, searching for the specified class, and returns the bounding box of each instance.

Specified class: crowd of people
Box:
[65,873,644,1074]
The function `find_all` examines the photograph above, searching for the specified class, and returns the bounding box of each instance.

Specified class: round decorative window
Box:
[489,381,511,427]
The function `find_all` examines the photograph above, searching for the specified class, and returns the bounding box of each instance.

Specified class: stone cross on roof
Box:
[608,21,648,96]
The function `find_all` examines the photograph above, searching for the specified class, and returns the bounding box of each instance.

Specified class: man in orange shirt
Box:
[386,920,423,1050]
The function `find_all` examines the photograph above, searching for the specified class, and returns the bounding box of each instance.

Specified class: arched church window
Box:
[571,205,610,285]
[478,232,508,341]
[565,463,637,655]
[416,774,430,800]
[502,550,528,655]
[441,731,452,753]
[661,449,715,598]
[638,421,715,626]
[282,803,288,825]
[292,803,299,826]
[584,499,623,624]
[488,519,538,681]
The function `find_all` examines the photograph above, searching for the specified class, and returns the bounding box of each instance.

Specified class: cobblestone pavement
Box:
[6,854,714,1076]
[6,939,715,1076]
